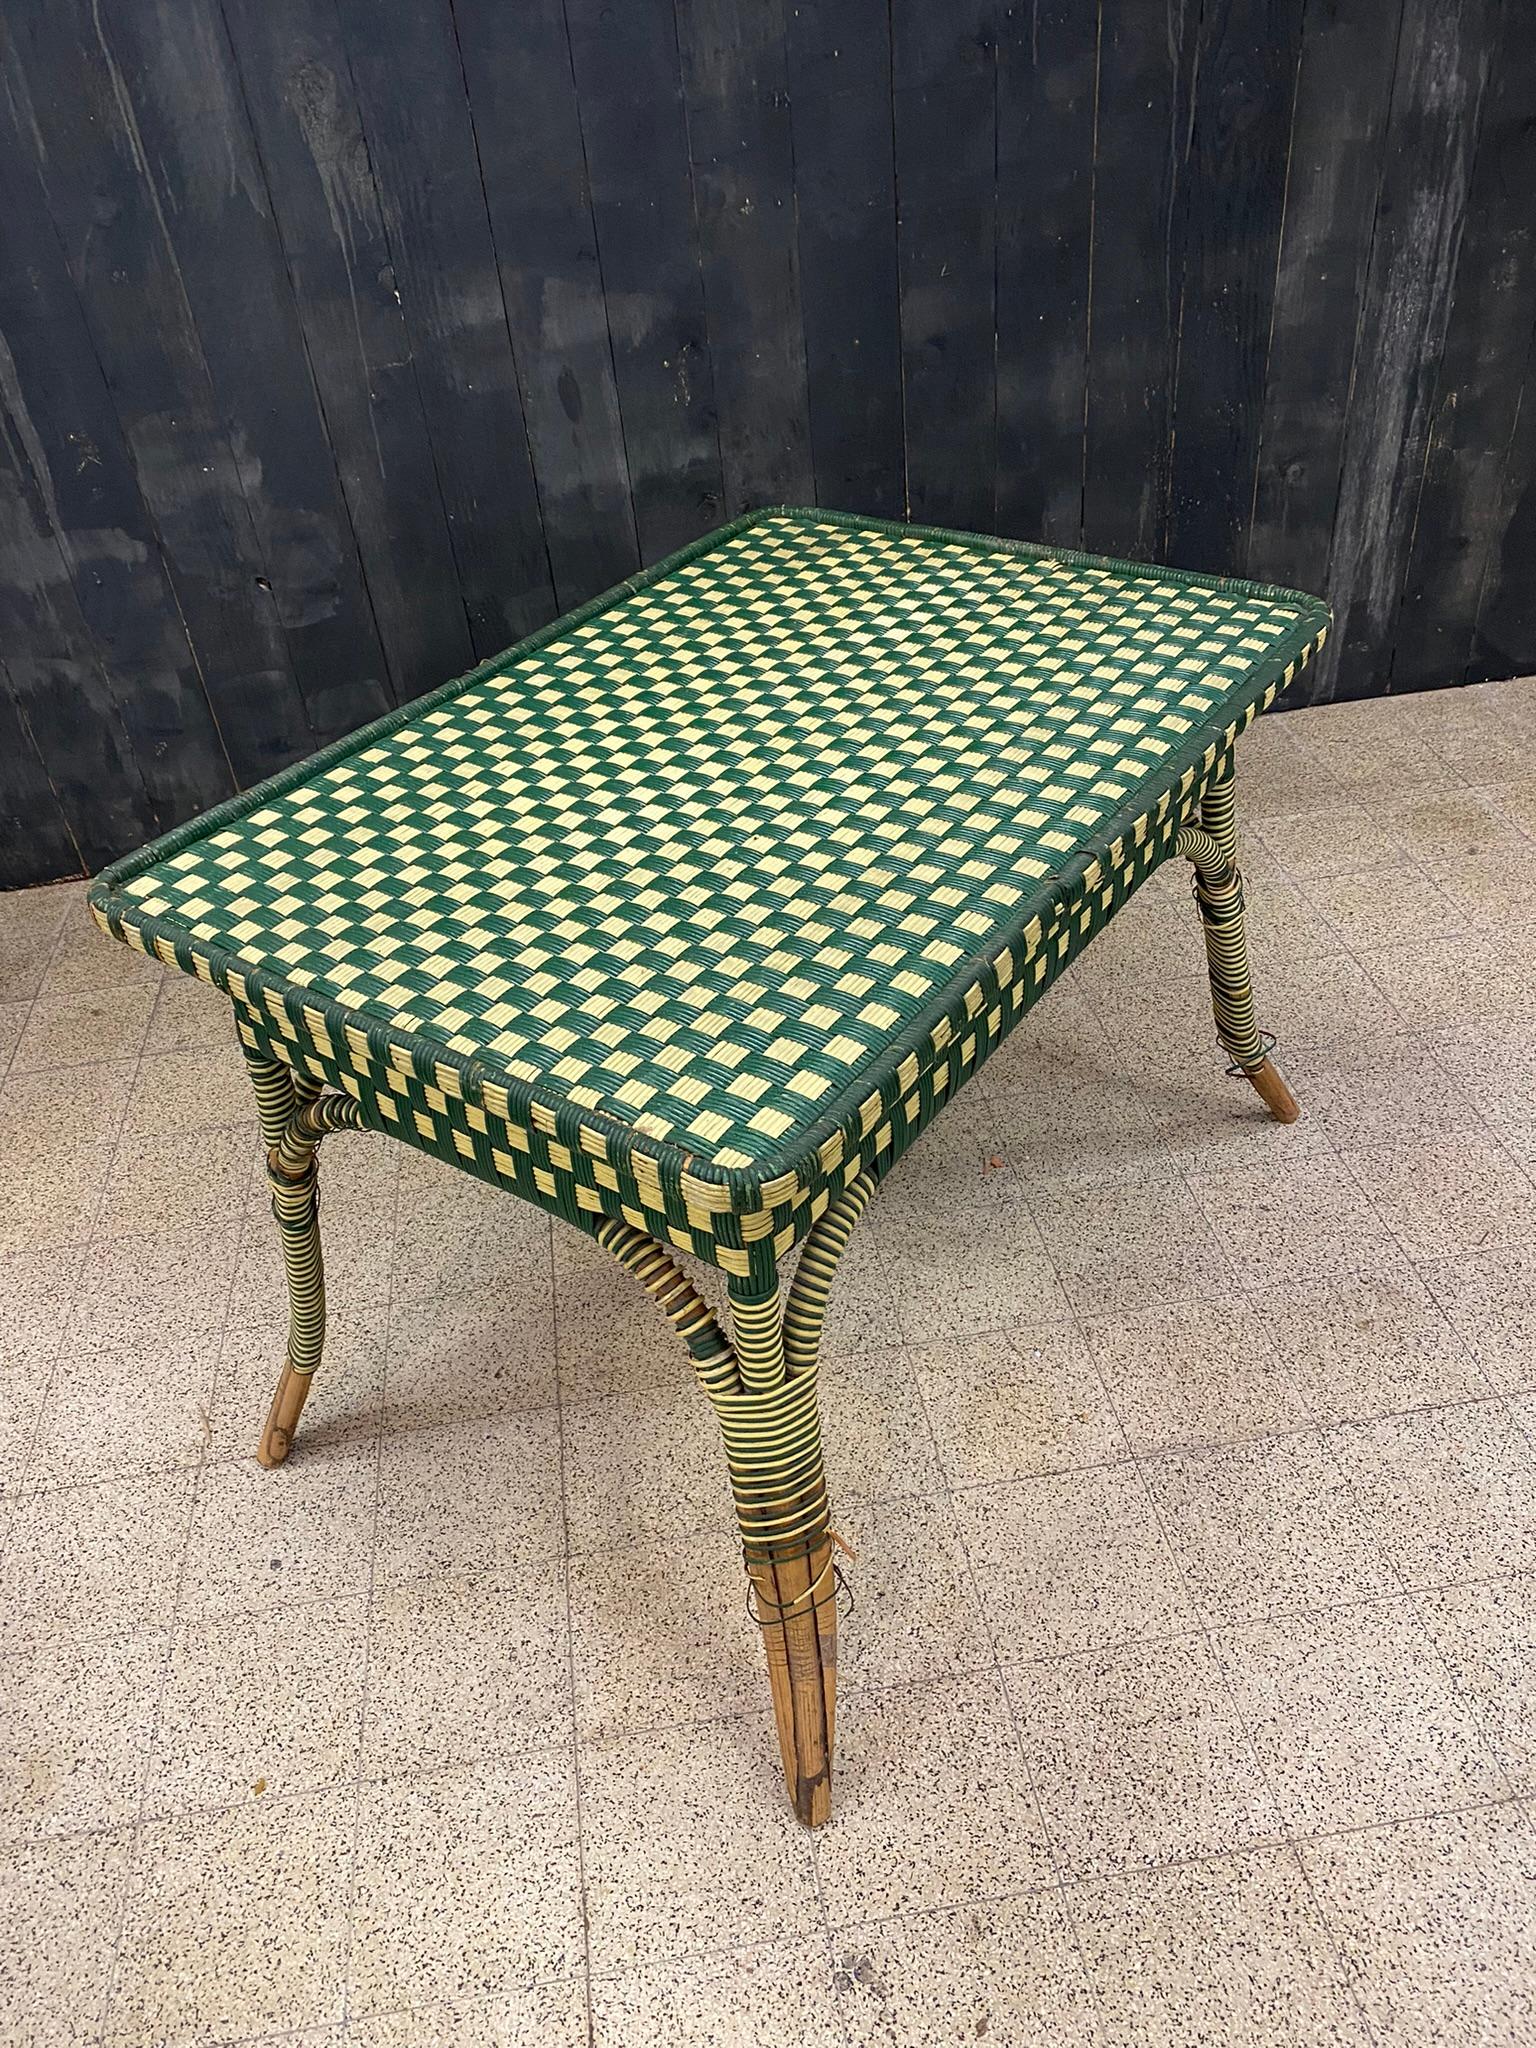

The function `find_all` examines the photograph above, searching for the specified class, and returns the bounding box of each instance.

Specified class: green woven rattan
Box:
[90,507,1327,1292]
[88,505,1328,1827]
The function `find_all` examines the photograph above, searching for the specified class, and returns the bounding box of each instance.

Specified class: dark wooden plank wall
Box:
[2,0,1533,887]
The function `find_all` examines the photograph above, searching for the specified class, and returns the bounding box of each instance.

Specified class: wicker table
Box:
[90,508,1329,1826]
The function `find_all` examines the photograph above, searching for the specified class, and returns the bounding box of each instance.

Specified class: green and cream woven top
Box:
[91,509,1329,1281]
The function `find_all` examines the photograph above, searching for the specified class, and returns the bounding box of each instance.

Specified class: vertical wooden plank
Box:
[994,0,1098,547]
[0,69,231,848]
[564,0,725,561]
[1318,0,1498,701]
[676,0,815,514]
[1469,334,1536,682]
[891,0,998,531]
[6,0,312,787]
[1081,0,1201,561]
[221,0,476,697]
[452,0,640,604]
[0,669,79,886]
[1248,0,1403,598]
[784,0,904,520]
[0,419,157,870]
[102,0,397,743]
[1167,0,1305,575]
[332,0,558,653]
[1390,3,1536,692]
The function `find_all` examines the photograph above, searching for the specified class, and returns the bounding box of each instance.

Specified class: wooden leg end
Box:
[1247,1055,1301,1124]
[256,1358,311,1468]
[750,1537,838,1828]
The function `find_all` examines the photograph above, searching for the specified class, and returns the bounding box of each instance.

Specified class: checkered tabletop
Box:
[90,510,1328,1278]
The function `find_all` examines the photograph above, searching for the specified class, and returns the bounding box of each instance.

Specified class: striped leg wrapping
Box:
[592,1173,878,1826]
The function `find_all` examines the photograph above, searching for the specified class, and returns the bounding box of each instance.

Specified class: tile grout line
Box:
[547,1208,599,2048]
[91,993,242,2040]
[335,1133,401,2042]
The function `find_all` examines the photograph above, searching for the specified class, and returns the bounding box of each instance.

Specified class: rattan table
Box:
[90,508,1329,1826]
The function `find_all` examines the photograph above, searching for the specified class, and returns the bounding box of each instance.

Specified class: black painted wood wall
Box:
[3,0,1534,887]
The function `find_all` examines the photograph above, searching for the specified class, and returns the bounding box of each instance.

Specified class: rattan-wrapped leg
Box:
[728,1283,837,1828]
[1178,757,1300,1124]
[240,1043,365,1466]
[592,1173,876,1827]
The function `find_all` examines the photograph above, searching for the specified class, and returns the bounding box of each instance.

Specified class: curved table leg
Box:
[1178,756,1300,1124]
[594,1170,876,1827]
[241,1044,365,1466]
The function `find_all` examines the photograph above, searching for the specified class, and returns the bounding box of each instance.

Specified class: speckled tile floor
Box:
[2,679,1536,2047]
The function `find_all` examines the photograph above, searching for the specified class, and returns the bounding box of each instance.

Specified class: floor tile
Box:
[384,1284,557,1429]
[570,1527,763,1737]
[1376,785,1531,867]
[1067,1846,1366,2047]
[876,1180,1071,1341]
[373,1410,562,1585]
[0,881,75,1001]
[148,1596,367,1813]
[0,1055,135,1153]
[105,1790,353,2045]
[349,1754,583,2013]
[95,1122,252,1243]
[141,971,239,1055]
[1302,1804,1536,2048]
[1329,1402,1536,1588]
[1432,1029,1536,1121]
[1217,1598,1508,1835]
[1416,1574,1536,1792]
[1302,866,1467,952]
[1340,1130,1536,1262]
[0,1467,195,1645]
[561,1388,731,1555]
[28,1234,238,1488]
[351,1984,590,2048]
[835,1890,1101,2047]
[954,1461,1194,1663]
[816,1672,1051,1925]
[593,1936,843,2048]
[0,999,25,1080]
[1144,1433,1398,1626]
[1251,1268,1490,1425]
[180,1441,378,1619]
[823,1343,948,1505]
[391,1155,551,1302]
[0,1627,163,1844]
[1417,1228,1536,1392]
[553,1229,699,1403]
[912,1319,1125,1485]
[1187,1151,1402,1291]
[0,1825,134,2048]
[1250,802,1406,877]
[12,985,155,1072]
[834,1492,993,1692]
[1280,1034,1484,1149]
[0,1135,115,1255]
[579,1713,821,1972]
[125,1043,258,1137]
[1009,1636,1281,1878]
[0,1244,84,1378]
[363,1563,571,1769]
[986,1059,1166,1187]
[1085,1293,1308,1450]
[1029,1172,1237,1315]
[41,907,162,997]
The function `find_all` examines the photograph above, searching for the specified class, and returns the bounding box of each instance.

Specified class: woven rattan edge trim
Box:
[87,516,1329,1222]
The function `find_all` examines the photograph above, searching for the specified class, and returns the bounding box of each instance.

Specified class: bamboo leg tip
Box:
[793,1772,833,1829]
[256,1359,310,1468]
[1249,1055,1301,1124]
